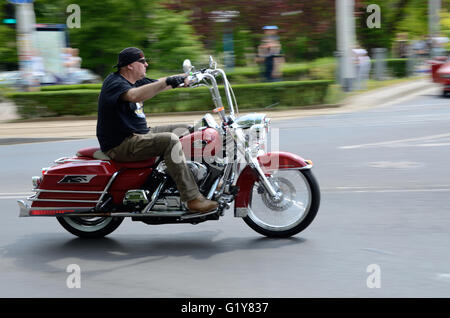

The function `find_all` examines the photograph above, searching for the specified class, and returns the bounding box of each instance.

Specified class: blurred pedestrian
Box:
[353,46,371,90]
[30,49,45,86]
[65,48,82,84]
[256,25,284,82]
[392,33,409,58]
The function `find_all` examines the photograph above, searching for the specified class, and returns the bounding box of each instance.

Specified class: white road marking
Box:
[340,132,450,149]
[0,192,32,200]
[361,248,395,256]
[0,196,29,200]
[416,143,450,147]
[368,161,423,169]
[321,185,450,193]
[350,189,450,193]
[436,274,450,283]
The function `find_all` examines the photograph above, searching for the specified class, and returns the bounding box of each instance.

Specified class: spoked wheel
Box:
[243,169,320,238]
[57,216,124,238]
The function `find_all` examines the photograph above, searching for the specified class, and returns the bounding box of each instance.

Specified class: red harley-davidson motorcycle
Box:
[18,57,320,238]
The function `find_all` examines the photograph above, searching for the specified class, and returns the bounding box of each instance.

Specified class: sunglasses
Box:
[136,58,149,65]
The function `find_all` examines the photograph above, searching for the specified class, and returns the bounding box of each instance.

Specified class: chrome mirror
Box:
[183,59,193,73]
[209,56,216,69]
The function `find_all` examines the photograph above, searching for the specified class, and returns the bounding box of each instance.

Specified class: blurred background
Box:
[0,0,449,118]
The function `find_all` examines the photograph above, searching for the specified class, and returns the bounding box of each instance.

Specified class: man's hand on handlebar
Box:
[165,75,186,89]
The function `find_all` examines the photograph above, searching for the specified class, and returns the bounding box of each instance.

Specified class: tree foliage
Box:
[165,0,338,62]
[1,0,206,76]
[0,24,17,71]
[441,9,450,50]
[1,0,449,73]
[356,0,450,54]
[146,6,205,72]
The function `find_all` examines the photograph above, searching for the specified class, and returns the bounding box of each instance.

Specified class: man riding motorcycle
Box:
[96,47,218,214]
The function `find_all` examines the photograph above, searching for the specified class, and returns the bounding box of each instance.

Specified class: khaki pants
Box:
[106,124,200,202]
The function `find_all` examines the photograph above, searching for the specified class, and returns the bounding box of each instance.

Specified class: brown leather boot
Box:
[187,194,218,214]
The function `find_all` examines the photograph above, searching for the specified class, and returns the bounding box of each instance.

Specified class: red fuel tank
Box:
[180,127,222,161]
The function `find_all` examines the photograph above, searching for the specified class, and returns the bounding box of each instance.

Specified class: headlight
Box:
[246,123,268,157]
[234,114,271,156]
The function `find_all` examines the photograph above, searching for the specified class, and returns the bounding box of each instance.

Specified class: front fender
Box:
[234,151,312,212]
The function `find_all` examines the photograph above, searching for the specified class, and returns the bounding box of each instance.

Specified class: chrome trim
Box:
[142,178,167,214]
[263,164,313,172]
[58,175,96,184]
[141,211,185,217]
[247,151,279,199]
[96,171,119,208]
[18,200,30,217]
[216,68,235,117]
[207,178,221,200]
[297,164,313,170]
[34,189,104,194]
[180,208,218,220]
[22,206,93,210]
[29,198,99,203]
[32,176,41,188]
[54,157,72,164]
[234,113,267,129]
[54,157,110,164]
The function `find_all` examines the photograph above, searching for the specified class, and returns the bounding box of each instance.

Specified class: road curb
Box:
[342,79,437,110]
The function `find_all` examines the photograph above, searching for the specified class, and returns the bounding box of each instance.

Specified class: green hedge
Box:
[385,59,408,78]
[40,84,102,91]
[6,80,332,119]
[227,64,315,83]
[38,58,411,93]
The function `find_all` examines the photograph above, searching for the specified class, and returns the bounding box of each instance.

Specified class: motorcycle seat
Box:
[76,147,158,169]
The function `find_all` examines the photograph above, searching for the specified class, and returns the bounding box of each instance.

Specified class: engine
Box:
[123,161,209,211]
[186,161,208,184]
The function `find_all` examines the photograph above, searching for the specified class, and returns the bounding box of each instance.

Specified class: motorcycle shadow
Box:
[1,231,306,277]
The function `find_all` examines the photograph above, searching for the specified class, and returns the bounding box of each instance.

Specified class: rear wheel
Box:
[57,216,124,238]
[243,169,320,238]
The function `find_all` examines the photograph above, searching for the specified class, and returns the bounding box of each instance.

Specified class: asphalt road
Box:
[1,89,450,298]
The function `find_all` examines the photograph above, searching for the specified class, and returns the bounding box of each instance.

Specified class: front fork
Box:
[230,127,281,201]
[245,151,281,201]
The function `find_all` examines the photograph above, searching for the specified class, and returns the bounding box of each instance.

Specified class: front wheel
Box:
[243,169,320,238]
[57,216,124,238]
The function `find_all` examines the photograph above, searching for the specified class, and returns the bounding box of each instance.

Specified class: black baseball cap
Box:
[113,47,146,68]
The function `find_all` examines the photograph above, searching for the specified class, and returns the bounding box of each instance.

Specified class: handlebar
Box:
[177,59,239,123]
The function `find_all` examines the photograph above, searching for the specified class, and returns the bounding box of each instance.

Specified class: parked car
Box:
[0,68,101,90]
[429,55,450,96]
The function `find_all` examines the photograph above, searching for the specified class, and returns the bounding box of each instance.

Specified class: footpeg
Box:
[180,208,219,220]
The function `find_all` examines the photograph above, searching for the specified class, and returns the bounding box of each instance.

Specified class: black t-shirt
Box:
[96,72,157,152]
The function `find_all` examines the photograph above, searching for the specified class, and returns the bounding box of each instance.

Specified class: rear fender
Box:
[234,151,312,215]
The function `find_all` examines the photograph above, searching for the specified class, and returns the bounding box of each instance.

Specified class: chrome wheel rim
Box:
[249,170,312,232]
[63,216,113,233]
